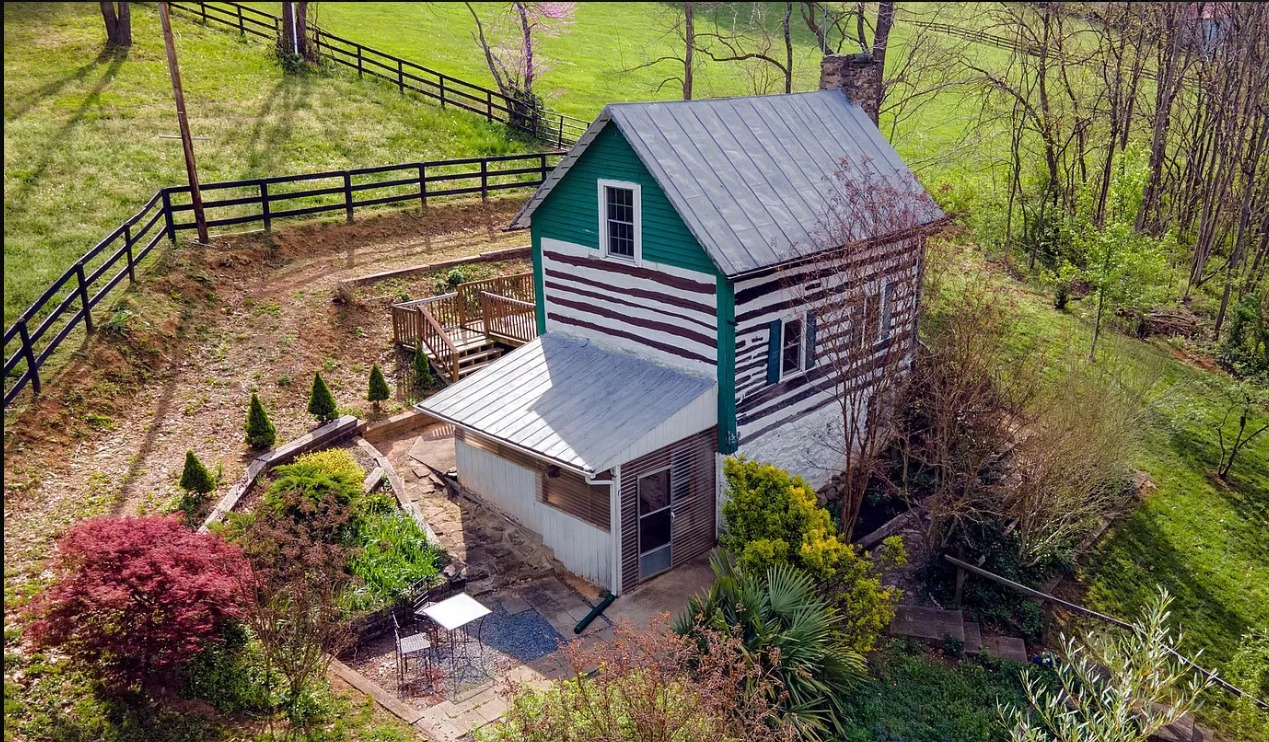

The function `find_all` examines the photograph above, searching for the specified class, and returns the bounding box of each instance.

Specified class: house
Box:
[417,55,944,594]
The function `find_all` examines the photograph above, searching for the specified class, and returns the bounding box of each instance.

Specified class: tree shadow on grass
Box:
[4,50,129,221]
[1081,507,1254,666]
[238,73,315,178]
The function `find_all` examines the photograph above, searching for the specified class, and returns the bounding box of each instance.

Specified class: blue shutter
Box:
[766,319,782,384]
[805,312,818,369]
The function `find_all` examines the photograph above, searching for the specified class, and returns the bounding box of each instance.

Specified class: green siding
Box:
[716,276,738,454]
[531,231,547,335]
[531,125,715,274]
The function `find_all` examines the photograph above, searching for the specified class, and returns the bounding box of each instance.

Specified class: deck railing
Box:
[455,272,534,329]
[392,295,462,382]
[481,293,537,346]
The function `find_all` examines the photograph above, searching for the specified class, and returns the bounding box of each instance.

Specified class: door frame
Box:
[636,466,673,580]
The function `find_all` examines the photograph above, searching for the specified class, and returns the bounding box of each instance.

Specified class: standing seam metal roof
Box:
[416,335,716,475]
[508,89,944,277]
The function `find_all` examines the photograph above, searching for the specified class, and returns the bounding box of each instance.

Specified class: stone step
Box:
[980,634,1028,663]
[963,621,983,654]
[888,605,965,643]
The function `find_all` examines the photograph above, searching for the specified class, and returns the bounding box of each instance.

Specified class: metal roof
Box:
[510,90,944,277]
[416,335,717,475]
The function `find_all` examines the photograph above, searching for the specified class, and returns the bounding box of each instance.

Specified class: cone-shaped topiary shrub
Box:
[307,371,338,424]
[244,393,277,450]
[179,450,215,494]
[411,346,434,396]
[367,364,390,406]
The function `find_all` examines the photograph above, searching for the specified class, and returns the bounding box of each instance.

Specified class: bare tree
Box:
[624,2,699,100]
[698,2,796,95]
[1214,387,1269,481]
[792,159,937,538]
[237,492,354,729]
[487,618,797,741]
[465,2,576,103]
[100,2,131,48]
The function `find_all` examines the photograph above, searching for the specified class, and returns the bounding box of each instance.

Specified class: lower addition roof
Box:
[416,334,718,477]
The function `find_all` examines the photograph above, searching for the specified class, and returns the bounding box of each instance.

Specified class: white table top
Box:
[417,593,492,632]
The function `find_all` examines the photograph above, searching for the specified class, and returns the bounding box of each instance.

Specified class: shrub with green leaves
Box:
[307,372,338,424]
[411,346,434,395]
[676,552,866,741]
[367,364,391,405]
[244,393,277,450]
[179,450,215,495]
[720,457,904,654]
[264,448,365,533]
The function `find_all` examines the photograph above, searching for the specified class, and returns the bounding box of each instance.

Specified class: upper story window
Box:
[766,313,817,384]
[782,317,803,376]
[598,179,641,263]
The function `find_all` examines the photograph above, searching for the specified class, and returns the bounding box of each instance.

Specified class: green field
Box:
[248,2,1011,174]
[2,2,536,325]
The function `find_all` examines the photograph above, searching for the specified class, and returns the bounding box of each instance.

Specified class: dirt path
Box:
[3,199,526,579]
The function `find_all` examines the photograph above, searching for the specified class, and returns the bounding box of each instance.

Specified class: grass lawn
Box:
[2,2,537,326]
[842,642,1034,742]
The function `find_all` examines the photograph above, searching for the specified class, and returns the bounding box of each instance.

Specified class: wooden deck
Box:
[391,273,537,384]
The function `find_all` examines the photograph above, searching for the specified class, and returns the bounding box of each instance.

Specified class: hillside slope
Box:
[3,1,535,324]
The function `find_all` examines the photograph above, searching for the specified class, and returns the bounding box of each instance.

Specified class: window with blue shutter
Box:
[766,319,782,384]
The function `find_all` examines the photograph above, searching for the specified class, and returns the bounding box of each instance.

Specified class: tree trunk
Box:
[280,2,311,61]
[518,2,534,97]
[100,2,131,48]
[683,2,694,100]
[782,3,794,94]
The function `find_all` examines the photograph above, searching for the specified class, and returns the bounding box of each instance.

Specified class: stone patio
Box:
[355,421,625,739]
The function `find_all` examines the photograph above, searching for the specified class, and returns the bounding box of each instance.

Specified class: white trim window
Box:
[767,312,816,384]
[598,179,641,263]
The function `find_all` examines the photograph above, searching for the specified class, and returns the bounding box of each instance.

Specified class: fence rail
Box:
[4,152,560,409]
[167,1,589,148]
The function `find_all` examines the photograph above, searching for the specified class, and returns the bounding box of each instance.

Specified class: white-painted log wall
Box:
[455,438,615,590]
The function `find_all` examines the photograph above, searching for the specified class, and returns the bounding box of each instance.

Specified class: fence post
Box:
[75,262,94,334]
[199,2,207,24]
[540,153,548,184]
[397,59,404,94]
[356,46,363,78]
[480,159,489,202]
[486,90,493,122]
[343,173,354,222]
[260,181,272,232]
[16,319,40,396]
[162,190,176,244]
[558,116,565,148]
[418,164,427,209]
[439,77,445,108]
[124,225,136,283]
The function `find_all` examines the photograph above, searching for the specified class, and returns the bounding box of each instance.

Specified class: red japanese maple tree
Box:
[25,515,251,693]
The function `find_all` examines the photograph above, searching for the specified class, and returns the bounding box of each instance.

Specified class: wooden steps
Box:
[888,605,1031,664]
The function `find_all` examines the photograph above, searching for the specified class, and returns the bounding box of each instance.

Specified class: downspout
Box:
[587,465,621,596]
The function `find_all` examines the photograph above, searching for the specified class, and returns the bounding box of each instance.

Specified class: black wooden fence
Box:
[3,152,562,408]
[167,1,589,148]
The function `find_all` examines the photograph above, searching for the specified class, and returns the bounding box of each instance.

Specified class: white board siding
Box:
[455,438,615,589]
[732,236,923,486]
[541,237,718,373]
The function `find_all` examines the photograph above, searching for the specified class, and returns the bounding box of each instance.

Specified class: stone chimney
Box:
[821,53,881,124]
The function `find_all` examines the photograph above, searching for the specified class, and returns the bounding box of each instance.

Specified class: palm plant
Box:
[674,551,866,741]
